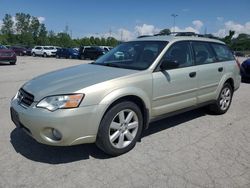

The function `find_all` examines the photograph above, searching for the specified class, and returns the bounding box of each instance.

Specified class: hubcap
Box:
[109,109,139,149]
[219,87,231,111]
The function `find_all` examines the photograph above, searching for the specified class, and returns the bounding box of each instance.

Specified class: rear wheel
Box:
[81,55,85,60]
[208,83,233,114]
[43,53,47,58]
[69,55,72,59]
[96,101,143,156]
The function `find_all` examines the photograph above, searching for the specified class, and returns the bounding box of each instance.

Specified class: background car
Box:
[31,46,57,57]
[99,46,113,52]
[56,48,79,59]
[234,51,245,57]
[10,46,31,56]
[241,58,250,82]
[0,45,17,65]
[79,46,106,60]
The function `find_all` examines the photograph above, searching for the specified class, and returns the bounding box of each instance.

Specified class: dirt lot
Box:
[0,56,250,188]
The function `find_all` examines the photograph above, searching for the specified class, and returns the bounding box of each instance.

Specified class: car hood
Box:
[0,49,14,53]
[22,64,139,101]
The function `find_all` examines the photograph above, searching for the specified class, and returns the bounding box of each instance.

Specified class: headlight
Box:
[36,94,84,111]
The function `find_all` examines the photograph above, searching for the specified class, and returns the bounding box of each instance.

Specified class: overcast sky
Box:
[0,0,250,40]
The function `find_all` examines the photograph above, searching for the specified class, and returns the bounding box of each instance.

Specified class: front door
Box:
[152,41,198,117]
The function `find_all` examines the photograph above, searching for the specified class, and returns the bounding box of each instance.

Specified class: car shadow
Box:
[10,129,110,164]
[0,63,14,66]
[10,108,207,164]
[142,108,206,138]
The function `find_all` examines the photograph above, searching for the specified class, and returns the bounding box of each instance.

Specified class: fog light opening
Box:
[52,128,62,141]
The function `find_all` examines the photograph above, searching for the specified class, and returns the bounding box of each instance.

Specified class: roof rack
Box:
[137,32,219,39]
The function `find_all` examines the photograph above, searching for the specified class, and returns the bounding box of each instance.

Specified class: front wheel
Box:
[96,101,143,156]
[32,52,36,57]
[208,83,233,115]
[10,61,16,65]
[43,53,47,58]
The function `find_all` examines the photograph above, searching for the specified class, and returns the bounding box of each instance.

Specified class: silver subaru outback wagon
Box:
[10,36,241,156]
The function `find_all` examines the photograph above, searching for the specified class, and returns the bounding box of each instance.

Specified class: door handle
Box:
[189,72,196,78]
[218,67,223,72]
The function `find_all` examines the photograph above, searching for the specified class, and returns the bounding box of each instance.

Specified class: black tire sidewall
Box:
[96,101,143,156]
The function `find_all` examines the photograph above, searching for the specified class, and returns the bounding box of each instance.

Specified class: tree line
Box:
[0,13,119,47]
[0,12,250,51]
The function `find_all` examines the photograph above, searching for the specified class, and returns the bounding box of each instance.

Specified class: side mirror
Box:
[160,59,179,70]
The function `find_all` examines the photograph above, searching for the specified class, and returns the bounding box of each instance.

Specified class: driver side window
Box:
[161,41,193,69]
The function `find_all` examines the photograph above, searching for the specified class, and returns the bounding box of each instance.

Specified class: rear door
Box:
[152,41,198,117]
[191,41,223,103]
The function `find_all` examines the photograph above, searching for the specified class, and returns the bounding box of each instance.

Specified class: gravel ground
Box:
[0,56,250,188]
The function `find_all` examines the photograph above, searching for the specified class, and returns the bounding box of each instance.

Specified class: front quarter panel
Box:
[77,71,153,119]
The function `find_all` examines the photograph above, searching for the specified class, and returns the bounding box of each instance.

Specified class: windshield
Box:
[0,45,7,49]
[94,41,167,70]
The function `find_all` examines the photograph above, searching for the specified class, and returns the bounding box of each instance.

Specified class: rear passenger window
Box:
[192,42,216,65]
[162,41,193,68]
[211,43,235,61]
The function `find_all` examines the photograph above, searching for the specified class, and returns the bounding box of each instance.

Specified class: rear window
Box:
[211,43,235,61]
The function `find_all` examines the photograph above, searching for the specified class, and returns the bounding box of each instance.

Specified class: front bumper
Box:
[10,98,104,146]
[0,56,17,63]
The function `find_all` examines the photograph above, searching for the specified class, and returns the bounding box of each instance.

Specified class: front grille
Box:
[18,88,34,107]
[0,52,12,57]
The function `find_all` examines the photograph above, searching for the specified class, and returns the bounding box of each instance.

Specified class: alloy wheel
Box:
[109,109,139,149]
[219,87,231,111]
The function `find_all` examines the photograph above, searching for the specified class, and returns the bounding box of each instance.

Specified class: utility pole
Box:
[171,14,178,33]
[109,28,112,37]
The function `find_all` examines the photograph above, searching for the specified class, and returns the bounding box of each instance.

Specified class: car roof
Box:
[133,35,225,44]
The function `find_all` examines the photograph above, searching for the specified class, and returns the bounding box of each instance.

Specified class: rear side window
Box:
[211,43,235,61]
[192,42,216,65]
[162,41,193,68]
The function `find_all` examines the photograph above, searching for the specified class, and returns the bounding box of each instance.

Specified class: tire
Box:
[69,55,72,59]
[10,61,16,65]
[208,83,233,115]
[81,55,85,60]
[56,55,59,59]
[96,101,143,156]
[19,52,23,56]
[43,53,47,58]
[32,52,36,57]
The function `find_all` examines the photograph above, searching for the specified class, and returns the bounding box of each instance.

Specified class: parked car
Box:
[10,35,241,156]
[10,46,31,56]
[31,46,57,57]
[79,46,106,60]
[56,48,79,59]
[99,46,113,52]
[240,58,250,82]
[0,45,17,65]
[234,51,245,57]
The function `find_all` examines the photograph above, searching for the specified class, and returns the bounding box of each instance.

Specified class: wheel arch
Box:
[98,88,151,130]
[216,74,235,99]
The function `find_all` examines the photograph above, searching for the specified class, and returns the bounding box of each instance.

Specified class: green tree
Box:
[1,14,14,35]
[15,13,31,34]
[30,17,40,38]
[37,23,48,45]
[56,32,72,47]
[158,28,171,35]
